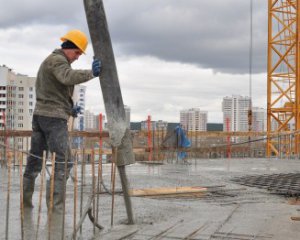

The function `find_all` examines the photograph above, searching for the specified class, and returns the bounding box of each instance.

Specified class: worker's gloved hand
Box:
[92,58,101,77]
[71,104,82,118]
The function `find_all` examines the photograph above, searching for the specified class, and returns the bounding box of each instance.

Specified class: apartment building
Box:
[0,65,35,130]
[252,107,267,132]
[222,95,266,132]
[222,95,251,132]
[180,108,207,131]
[72,85,86,130]
[0,65,36,155]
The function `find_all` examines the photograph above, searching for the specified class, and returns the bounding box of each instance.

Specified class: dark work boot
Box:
[23,176,35,208]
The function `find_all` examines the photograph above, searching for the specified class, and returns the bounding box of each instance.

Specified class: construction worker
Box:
[22,29,101,212]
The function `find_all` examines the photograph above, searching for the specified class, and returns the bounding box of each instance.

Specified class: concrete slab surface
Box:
[1,157,300,239]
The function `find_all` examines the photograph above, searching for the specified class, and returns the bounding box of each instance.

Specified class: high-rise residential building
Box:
[252,107,267,132]
[84,110,94,130]
[84,109,98,130]
[0,65,36,154]
[72,85,86,130]
[0,66,12,128]
[82,110,107,131]
[0,65,35,130]
[180,108,207,131]
[222,95,251,132]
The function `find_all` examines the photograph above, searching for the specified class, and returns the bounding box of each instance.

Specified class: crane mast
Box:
[267,0,300,157]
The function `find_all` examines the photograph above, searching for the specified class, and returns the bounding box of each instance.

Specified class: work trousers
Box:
[24,115,73,180]
[23,115,73,211]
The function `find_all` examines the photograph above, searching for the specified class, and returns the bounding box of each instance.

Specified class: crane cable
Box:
[248,0,253,134]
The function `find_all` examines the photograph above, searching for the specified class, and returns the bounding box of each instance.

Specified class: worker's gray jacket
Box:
[34,49,94,120]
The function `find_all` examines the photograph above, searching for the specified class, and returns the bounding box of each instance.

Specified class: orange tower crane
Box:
[267,0,300,157]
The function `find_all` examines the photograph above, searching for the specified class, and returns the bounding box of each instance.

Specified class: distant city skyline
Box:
[0,64,267,129]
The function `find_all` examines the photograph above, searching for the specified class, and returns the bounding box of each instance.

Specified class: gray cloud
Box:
[1,0,269,122]
[0,0,84,28]
[1,0,268,75]
[105,0,268,74]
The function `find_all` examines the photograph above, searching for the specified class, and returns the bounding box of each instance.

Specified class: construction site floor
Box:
[1,157,300,239]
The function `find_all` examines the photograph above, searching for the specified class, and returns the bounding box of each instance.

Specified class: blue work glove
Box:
[71,104,82,118]
[92,58,101,77]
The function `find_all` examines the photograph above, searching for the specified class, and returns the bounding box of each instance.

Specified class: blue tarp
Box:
[175,125,191,160]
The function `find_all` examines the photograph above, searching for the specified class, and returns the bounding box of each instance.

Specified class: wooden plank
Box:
[288,198,300,205]
[129,186,207,197]
[138,161,164,165]
[291,216,300,221]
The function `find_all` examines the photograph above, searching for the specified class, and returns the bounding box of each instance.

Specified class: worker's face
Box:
[64,49,83,63]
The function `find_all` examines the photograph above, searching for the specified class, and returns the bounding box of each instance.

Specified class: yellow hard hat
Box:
[60,29,88,54]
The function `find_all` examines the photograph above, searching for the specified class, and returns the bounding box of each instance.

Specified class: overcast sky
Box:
[0,0,268,123]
